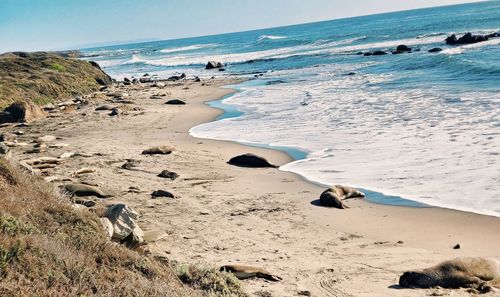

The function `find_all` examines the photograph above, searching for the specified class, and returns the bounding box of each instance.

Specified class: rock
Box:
[0,101,47,124]
[151,190,175,199]
[157,170,179,180]
[143,230,167,242]
[165,99,186,105]
[228,153,277,168]
[206,61,223,70]
[142,146,175,155]
[372,50,387,56]
[0,143,9,155]
[105,204,140,240]
[446,32,490,45]
[109,108,121,116]
[35,135,57,143]
[194,76,201,82]
[319,185,365,209]
[121,226,144,249]
[429,47,443,53]
[64,183,112,198]
[100,217,114,239]
[95,104,115,111]
[396,45,411,52]
[453,244,461,250]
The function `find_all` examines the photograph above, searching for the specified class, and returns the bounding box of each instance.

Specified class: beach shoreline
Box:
[4,77,500,296]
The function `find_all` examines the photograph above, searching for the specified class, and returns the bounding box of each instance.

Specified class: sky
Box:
[0,0,484,52]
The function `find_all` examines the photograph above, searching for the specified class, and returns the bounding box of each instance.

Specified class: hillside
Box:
[0,51,112,108]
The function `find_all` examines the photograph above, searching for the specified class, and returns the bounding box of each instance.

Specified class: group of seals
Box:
[319,185,365,209]
[399,257,500,293]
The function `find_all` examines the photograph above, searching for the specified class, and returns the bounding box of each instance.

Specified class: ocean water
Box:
[81,1,500,217]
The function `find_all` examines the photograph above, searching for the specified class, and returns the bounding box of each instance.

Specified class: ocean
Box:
[81,1,500,217]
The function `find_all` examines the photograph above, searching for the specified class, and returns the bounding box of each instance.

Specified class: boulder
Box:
[104,204,140,240]
[429,47,443,53]
[151,190,175,199]
[64,183,112,198]
[396,45,411,52]
[446,32,490,45]
[165,99,186,105]
[0,101,47,124]
[121,226,144,249]
[0,143,9,155]
[157,170,179,180]
[228,153,277,168]
[372,50,387,56]
[100,217,114,239]
[319,185,365,209]
[142,146,175,155]
[206,61,223,70]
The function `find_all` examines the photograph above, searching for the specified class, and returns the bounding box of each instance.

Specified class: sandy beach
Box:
[4,77,500,297]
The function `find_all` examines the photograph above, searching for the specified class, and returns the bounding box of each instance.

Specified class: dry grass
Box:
[0,157,201,297]
[174,263,247,297]
[0,52,112,108]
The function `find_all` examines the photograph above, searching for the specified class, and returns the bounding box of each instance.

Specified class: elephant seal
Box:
[64,183,112,198]
[220,264,282,282]
[227,153,277,168]
[399,257,500,292]
[319,185,365,209]
[142,146,175,155]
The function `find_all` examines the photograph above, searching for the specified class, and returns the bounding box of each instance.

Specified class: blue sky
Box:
[0,0,483,52]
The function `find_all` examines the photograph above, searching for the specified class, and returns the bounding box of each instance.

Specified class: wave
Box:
[257,35,287,42]
[159,44,218,54]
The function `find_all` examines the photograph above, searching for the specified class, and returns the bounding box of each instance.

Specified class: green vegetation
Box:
[0,51,112,108]
[175,263,246,297]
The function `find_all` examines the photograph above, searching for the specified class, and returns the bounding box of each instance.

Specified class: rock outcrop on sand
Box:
[0,100,47,124]
[142,146,175,155]
[228,153,277,168]
[206,61,224,70]
[399,257,500,293]
[104,204,144,248]
[319,185,365,209]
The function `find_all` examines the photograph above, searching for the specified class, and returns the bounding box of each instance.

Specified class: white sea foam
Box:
[257,35,287,42]
[159,44,218,54]
[191,65,500,217]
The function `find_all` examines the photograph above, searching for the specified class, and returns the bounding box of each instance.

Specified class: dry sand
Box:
[3,77,500,296]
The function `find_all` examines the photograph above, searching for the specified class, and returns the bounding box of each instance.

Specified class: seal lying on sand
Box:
[399,257,500,292]
[142,146,175,155]
[227,153,277,168]
[64,183,112,198]
[220,264,282,281]
[319,185,365,209]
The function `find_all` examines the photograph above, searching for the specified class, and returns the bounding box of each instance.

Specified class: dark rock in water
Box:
[124,77,131,83]
[429,47,443,53]
[396,45,411,52]
[363,52,372,56]
[143,73,150,77]
[219,68,226,72]
[228,153,277,168]
[151,190,175,199]
[206,61,223,70]
[446,32,491,45]
[165,99,186,105]
[345,72,356,76]
[194,76,201,82]
[139,76,152,83]
[158,170,179,180]
[453,244,461,250]
[372,50,387,56]
[356,52,364,55]
[0,101,46,124]
[486,32,499,38]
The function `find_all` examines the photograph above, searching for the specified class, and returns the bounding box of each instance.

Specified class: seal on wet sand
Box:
[220,264,282,282]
